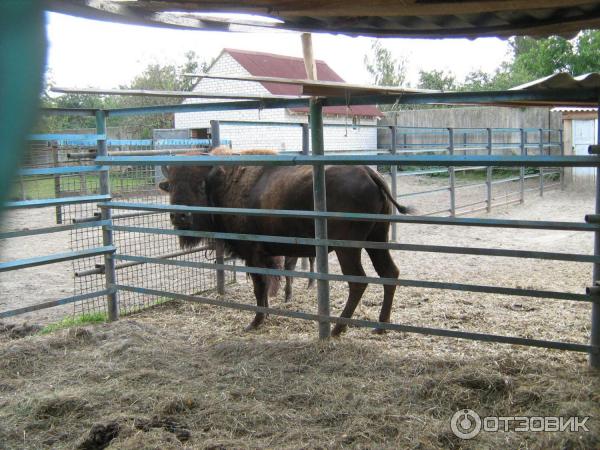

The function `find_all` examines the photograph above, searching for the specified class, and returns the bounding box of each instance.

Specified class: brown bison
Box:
[284,256,315,302]
[159,147,410,336]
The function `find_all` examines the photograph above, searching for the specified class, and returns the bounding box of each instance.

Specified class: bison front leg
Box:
[246,273,270,331]
[284,257,298,302]
[307,257,315,289]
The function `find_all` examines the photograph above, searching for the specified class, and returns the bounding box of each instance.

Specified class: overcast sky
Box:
[45,12,512,89]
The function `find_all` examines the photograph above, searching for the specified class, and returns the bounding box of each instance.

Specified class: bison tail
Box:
[365,166,414,215]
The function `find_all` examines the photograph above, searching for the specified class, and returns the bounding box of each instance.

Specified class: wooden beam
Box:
[183,73,437,95]
[51,86,306,101]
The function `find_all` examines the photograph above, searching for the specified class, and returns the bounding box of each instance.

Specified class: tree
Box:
[364,40,407,87]
[110,51,211,137]
[38,51,212,135]
[572,30,600,74]
[363,40,408,111]
[417,69,457,91]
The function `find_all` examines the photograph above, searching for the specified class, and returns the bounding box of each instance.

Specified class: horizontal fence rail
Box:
[0,289,115,319]
[102,202,600,232]
[96,154,600,168]
[115,284,597,355]
[113,252,594,303]
[0,246,115,272]
[5,93,599,367]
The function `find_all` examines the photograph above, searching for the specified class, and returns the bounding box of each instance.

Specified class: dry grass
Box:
[1,188,599,448]
[0,297,598,449]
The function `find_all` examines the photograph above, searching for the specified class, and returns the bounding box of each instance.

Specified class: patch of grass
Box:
[38,312,107,335]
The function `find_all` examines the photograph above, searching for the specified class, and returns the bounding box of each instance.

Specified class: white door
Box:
[573,119,597,184]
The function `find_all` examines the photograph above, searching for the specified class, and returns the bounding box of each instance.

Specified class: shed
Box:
[553,107,598,185]
[174,49,382,152]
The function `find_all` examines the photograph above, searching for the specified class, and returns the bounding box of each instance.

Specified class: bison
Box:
[159,147,410,336]
[284,256,315,302]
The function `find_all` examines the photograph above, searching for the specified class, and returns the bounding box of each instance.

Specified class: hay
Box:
[0,298,598,449]
[1,189,599,448]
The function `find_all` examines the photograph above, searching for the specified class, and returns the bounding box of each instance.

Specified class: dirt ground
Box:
[0,178,599,449]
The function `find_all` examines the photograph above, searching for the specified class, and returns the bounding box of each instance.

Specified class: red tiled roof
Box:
[224,48,382,117]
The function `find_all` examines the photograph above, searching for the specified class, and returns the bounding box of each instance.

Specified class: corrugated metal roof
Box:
[224,49,382,117]
[45,1,600,39]
[511,73,600,91]
[551,106,597,112]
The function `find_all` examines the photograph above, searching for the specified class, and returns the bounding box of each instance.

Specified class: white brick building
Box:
[174,49,381,152]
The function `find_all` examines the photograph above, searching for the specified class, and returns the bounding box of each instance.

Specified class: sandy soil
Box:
[0,176,595,327]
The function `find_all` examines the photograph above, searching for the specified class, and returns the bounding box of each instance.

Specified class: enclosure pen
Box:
[2,85,600,368]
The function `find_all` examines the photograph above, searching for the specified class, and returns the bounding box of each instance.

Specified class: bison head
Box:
[159,165,216,249]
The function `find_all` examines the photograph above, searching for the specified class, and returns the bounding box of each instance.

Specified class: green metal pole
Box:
[210,120,225,295]
[390,126,398,241]
[96,110,119,321]
[486,128,493,212]
[448,128,456,217]
[539,128,544,196]
[520,129,526,204]
[310,98,330,339]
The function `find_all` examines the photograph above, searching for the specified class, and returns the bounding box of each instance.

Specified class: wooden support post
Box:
[303,32,330,339]
[97,110,119,321]
[52,145,62,224]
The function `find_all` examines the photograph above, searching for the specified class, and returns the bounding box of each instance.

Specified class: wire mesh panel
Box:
[68,138,235,316]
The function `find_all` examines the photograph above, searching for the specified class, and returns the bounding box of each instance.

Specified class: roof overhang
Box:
[45,1,600,39]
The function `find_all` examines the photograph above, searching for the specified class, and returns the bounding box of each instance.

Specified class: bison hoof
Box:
[331,324,347,337]
[372,327,387,335]
[244,321,264,332]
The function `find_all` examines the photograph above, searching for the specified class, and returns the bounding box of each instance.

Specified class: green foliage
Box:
[418,30,600,95]
[572,30,600,74]
[364,40,407,111]
[364,40,407,87]
[417,69,457,91]
[39,51,212,134]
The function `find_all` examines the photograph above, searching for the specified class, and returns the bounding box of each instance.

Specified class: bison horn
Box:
[161,165,170,178]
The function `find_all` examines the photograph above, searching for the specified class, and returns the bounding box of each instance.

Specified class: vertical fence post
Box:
[210,120,225,295]
[539,128,544,196]
[96,110,119,321]
[486,128,493,212]
[52,145,62,224]
[520,128,526,204]
[590,105,600,369]
[301,123,309,155]
[559,129,565,190]
[311,98,330,339]
[448,128,456,217]
[390,126,398,241]
[301,122,310,270]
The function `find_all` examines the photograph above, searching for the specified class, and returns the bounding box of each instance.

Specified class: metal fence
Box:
[0,129,234,320]
[1,95,599,369]
[210,120,564,240]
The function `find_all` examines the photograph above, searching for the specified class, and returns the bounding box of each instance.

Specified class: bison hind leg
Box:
[366,248,399,334]
[332,248,367,337]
